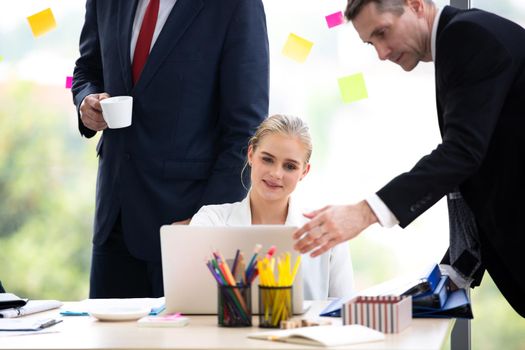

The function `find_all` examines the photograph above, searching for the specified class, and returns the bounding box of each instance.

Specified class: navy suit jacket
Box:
[377,6,525,316]
[72,0,269,262]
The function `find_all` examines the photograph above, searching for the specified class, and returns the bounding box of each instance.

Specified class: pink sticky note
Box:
[65,76,73,89]
[325,11,344,29]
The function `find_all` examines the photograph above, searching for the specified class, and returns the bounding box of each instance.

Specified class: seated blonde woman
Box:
[191,114,354,300]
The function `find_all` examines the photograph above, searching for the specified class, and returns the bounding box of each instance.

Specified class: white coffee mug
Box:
[100,96,133,129]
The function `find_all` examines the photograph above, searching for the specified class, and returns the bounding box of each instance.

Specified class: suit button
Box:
[124,153,131,160]
[410,205,417,212]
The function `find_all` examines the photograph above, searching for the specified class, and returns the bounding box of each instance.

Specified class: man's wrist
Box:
[359,200,379,227]
[366,194,399,228]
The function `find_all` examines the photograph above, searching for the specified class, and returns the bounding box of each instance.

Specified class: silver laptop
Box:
[160,225,305,315]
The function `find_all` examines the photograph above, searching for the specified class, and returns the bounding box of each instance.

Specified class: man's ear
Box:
[407,0,424,15]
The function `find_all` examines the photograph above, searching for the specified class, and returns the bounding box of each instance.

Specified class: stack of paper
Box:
[0,300,62,318]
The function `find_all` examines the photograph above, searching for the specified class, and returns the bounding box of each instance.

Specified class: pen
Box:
[149,304,166,316]
[237,252,246,285]
[266,246,277,272]
[206,260,224,285]
[60,311,89,316]
[265,245,276,260]
[231,249,240,278]
[39,319,63,329]
[245,244,262,282]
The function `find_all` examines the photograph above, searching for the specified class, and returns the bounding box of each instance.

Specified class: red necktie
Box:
[132,0,160,84]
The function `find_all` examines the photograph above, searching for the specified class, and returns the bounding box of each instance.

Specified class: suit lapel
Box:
[133,0,204,93]
[435,6,461,135]
[117,0,139,93]
[435,6,460,72]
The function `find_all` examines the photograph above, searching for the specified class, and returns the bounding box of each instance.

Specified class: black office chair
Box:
[0,281,5,293]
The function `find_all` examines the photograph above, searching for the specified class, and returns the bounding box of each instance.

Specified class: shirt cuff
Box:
[366,194,399,228]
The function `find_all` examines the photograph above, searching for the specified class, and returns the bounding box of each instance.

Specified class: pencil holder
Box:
[217,284,252,327]
[258,285,293,328]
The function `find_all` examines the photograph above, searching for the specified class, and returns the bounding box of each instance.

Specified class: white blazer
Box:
[190,195,355,300]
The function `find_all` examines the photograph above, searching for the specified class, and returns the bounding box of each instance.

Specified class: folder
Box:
[413,275,451,309]
[0,317,62,331]
[319,295,355,317]
[320,264,441,317]
[413,288,473,319]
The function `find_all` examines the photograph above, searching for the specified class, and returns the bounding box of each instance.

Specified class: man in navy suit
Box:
[293,0,525,317]
[72,0,269,298]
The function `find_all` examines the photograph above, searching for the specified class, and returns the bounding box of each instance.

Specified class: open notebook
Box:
[247,325,385,347]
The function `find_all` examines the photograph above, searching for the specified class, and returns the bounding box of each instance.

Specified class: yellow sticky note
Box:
[0,56,3,62]
[282,33,314,63]
[338,73,368,103]
[27,8,57,38]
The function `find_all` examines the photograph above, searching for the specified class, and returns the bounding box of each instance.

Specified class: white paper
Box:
[62,297,164,314]
[0,300,62,318]
[248,325,385,347]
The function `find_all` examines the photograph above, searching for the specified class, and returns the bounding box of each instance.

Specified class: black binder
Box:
[0,293,28,311]
[412,288,473,319]
[412,275,451,309]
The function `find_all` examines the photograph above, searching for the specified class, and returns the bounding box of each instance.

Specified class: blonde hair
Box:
[242,114,312,189]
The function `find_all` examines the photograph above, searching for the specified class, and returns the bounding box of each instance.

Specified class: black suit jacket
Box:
[377,6,525,317]
[72,0,269,262]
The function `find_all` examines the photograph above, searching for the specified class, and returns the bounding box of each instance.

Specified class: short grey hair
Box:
[344,0,434,21]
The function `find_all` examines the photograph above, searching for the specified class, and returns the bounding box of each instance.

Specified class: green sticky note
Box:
[282,33,314,63]
[27,8,57,38]
[0,56,3,62]
[338,73,368,103]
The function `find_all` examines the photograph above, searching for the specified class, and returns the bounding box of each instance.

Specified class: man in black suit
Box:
[293,0,525,317]
[72,0,269,298]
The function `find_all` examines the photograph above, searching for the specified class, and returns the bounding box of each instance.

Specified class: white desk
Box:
[0,301,454,350]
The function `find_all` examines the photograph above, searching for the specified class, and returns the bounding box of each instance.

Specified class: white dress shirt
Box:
[366,7,443,228]
[190,195,355,300]
[130,0,178,62]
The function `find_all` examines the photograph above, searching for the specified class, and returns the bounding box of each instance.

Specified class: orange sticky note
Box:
[27,8,57,38]
[338,73,368,103]
[282,33,314,63]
